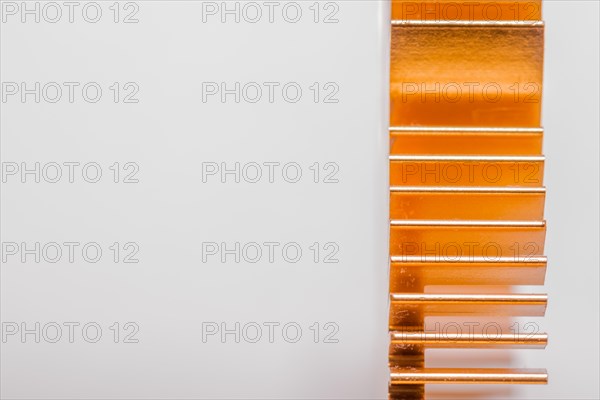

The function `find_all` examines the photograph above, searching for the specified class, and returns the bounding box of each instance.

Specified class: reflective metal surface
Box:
[387,1,547,398]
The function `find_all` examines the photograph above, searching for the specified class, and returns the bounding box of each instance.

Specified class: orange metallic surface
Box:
[389,222,546,257]
[390,157,544,187]
[390,23,544,127]
[392,0,542,21]
[390,257,547,288]
[390,368,548,385]
[390,331,548,349]
[390,188,546,220]
[389,293,547,327]
[387,1,547,396]
[390,128,543,156]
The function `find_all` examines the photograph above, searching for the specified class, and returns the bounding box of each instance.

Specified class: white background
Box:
[0,1,390,398]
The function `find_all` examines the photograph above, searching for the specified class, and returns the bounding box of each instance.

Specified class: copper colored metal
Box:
[390,187,546,220]
[390,156,545,187]
[387,1,547,397]
[390,256,547,288]
[390,127,543,156]
[391,0,543,22]
[390,331,548,349]
[390,22,544,127]
[389,220,546,257]
[389,293,547,328]
[390,368,548,385]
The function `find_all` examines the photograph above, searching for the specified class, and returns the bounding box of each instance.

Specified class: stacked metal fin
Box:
[388,1,547,398]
